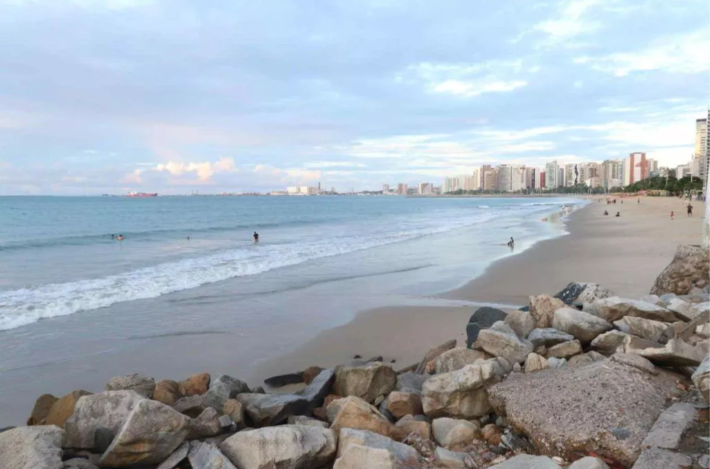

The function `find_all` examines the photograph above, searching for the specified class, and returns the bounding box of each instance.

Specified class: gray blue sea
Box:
[0,195,583,424]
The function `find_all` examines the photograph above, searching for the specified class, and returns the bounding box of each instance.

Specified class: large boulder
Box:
[27,394,58,426]
[333,444,396,469]
[422,358,509,419]
[583,297,677,323]
[569,457,609,469]
[188,441,237,469]
[476,322,533,364]
[568,351,606,368]
[488,454,561,468]
[99,399,190,467]
[105,373,155,398]
[623,336,707,367]
[527,328,575,348]
[186,407,224,440]
[692,356,710,402]
[504,310,537,339]
[337,428,422,469]
[334,363,396,404]
[613,317,673,344]
[465,307,508,347]
[529,295,567,328]
[384,392,422,419]
[180,372,211,396]
[553,282,613,306]
[288,415,329,428]
[392,415,431,441]
[524,353,549,372]
[590,331,629,355]
[327,396,393,437]
[552,308,613,344]
[666,298,707,321]
[154,380,182,406]
[395,373,428,394]
[202,375,250,411]
[432,417,479,450]
[433,447,474,469]
[650,245,710,295]
[433,348,490,374]
[220,425,337,469]
[46,391,93,428]
[487,359,680,465]
[64,391,146,449]
[0,426,64,469]
[547,340,582,359]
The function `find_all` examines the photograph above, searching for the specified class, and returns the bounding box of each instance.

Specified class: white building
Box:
[676,164,691,178]
[382,184,390,193]
[545,160,560,189]
[418,182,433,195]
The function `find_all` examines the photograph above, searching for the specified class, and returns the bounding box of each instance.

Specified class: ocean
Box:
[0,195,583,424]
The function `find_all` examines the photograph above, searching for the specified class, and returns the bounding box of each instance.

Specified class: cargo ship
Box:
[126,192,158,198]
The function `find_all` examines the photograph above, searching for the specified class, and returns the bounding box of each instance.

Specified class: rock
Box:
[546,357,568,369]
[527,328,575,348]
[481,423,501,441]
[264,372,304,388]
[641,402,696,450]
[173,394,207,418]
[287,415,329,428]
[487,359,680,466]
[188,441,237,469]
[609,352,657,375]
[202,375,250,411]
[504,310,537,339]
[488,454,561,468]
[303,366,324,385]
[0,426,64,469]
[327,396,393,437]
[99,399,190,467]
[568,351,606,368]
[220,425,337,469]
[583,297,677,322]
[623,336,707,367]
[631,447,692,469]
[46,391,92,428]
[333,444,396,469]
[433,348,490,374]
[27,394,58,426]
[422,358,509,419]
[337,428,421,469]
[64,390,145,449]
[613,317,673,344]
[501,431,534,452]
[466,307,508,347]
[154,380,182,406]
[650,245,710,296]
[476,322,533,364]
[156,442,189,469]
[178,372,210,396]
[524,353,549,372]
[572,283,614,304]
[640,294,663,305]
[569,457,609,469]
[547,340,583,359]
[434,447,473,468]
[529,295,567,328]
[63,458,100,469]
[385,392,422,419]
[334,362,396,403]
[666,297,707,321]
[432,417,479,450]
[392,415,431,441]
[187,407,222,439]
[395,373,428,394]
[590,331,629,355]
[692,357,710,402]
[697,323,710,338]
[105,373,155,398]
[416,340,457,374]
[552,307,613,344]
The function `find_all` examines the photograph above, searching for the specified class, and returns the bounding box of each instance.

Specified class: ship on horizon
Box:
[126,192,158,198]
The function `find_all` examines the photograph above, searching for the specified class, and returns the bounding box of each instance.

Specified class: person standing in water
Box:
[507,237,514,247]
[253,232,259,243]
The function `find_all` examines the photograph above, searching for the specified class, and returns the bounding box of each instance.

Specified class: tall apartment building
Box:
[623,152,647,185]
[397,183,408,195]
[418,182,433,195]
[382,184,390,193]
[601,160,623,189]
[565,163,578,187]
[496,165,525,192]
[545,160,560,189]
[697,116,709,183]
[558,168,565,188]
[471,168,482,191]
[479,165,492,189]
[647,158,659,175]
[482,167,497,191]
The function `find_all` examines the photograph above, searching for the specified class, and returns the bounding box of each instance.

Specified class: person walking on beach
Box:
[615,212,620,217]
[670,211,674,221]
[253,231,259,243]
[687,204,693,217]
[604,210,608,216]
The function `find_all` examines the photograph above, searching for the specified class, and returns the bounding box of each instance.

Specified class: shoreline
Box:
[251,196,705,383]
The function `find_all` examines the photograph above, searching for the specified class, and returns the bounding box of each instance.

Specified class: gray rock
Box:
[422,358,508,419]
[202,375,250,411]
[630,447,692,469]
[64,390,146,449]
[237,393,312,427]
[333,444,396,469]
[487,359,680,466]
[547,340,582,359]
[640,295,662,306]
[395,372,428,394]
[590,330,629,355]
[700,454,710,469]
[613,317,673,344]
[667,297,707,321]
[287,415,329,428]
[546,357,568,369]
[624,336,707,367]
[488,454,561,468]
[105,373,156,398]
[187,407,223,439]
[172,394,206,417]
[334,362,396,404]
[156,442,189,469]
[529,295,567,329]
[0,426,64,469]
[527,328,575,348]
[608,353,657,375]
[337,428,421,469]
[524,353,549,372]
[568,457,609,469]
[583,297,677,323]
[99,399,190,467]
[385,391,422,419]
[504,310,536,339]
[692,356,710,402]
[641,402,696,450]
[433,348,489,374]
[188,441,237,469]
[327,396,393,437]
[476,322,534,364]
[220,425,337,469]
[568,351,606,368]
[432,417,479,450]
[433,447,473,469]
[63,459,99,469]
[466,307,508,347]
[552,307,613,344]
[650,245,710,296]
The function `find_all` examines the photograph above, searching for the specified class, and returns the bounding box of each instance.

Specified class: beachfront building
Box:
[540,171,546,189]
[623,152,648,185]
[601,160,623,189]
[382,184,390,193]
[545,160,560,189]
[496,165,525,192]
[696,117,709,182]
[397,183,408,195]
[471,168,482,190]
[418,182,433,195]
[677,164,691,178]
[585,177,602,188]
[564,163,578,187]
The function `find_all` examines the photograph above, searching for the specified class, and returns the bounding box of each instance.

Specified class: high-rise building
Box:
[397,183,408,195]
[471,168,481,191]
[382,184,390,193]
[545,160,560,189]
[623,152,647,185]
[676,164,691,178]
[418,182,433,195]
[647,158,658,175]
[540,171,546,189]
[565,163,578,187]
[496,165,524,192]
[601,160,623,189]
[482,167,497,191]
[558,168,564,188]
[699,114,710,184]
[480,165,492,189]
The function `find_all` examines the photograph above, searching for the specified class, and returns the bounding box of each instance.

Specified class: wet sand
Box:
[253,196,705,382]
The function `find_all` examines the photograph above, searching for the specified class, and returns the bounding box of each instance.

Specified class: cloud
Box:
[154,157,236,182]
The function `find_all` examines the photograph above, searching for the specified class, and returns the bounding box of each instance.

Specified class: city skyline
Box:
[0,1,708,195]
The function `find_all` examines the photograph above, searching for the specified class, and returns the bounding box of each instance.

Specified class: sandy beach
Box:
[252,196,705,383]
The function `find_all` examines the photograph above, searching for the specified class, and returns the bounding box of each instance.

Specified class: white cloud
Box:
[303,161,367,169]
[433,80,527,98]
[155,157,236,181]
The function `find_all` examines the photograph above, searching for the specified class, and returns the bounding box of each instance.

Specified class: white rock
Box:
[552,307,613,344]
[476,322,534,364]
[432,418,479,450]
[0,426,64,469]
[333,444,396,469]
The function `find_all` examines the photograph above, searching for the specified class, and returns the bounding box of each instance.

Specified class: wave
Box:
[0,217,487,332]
[476,205,490,209]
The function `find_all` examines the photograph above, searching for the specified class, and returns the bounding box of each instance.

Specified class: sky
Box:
[0,0,708,195]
